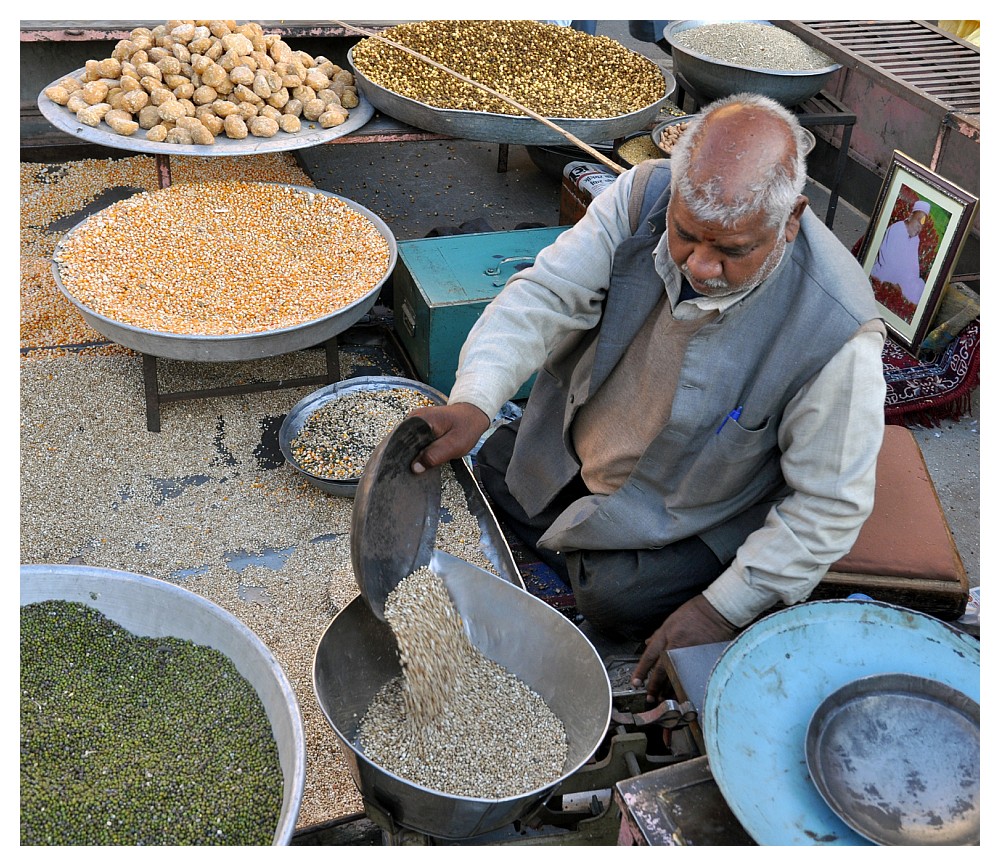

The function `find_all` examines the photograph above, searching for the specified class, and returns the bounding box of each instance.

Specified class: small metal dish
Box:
[613,130,669,169]
[651,115,696,156]
[805,672,980,846]
[278,376,446,497]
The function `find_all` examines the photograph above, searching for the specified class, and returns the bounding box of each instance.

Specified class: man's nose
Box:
[685,246,724,280]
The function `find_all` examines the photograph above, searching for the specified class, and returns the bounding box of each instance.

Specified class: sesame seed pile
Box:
[351,20,665,118]
[360,567,568,798]
[290,387,437,480]
[53,181,391,336]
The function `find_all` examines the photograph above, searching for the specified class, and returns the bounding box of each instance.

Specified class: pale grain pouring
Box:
[53,181,391,336]
[359,567,568,799]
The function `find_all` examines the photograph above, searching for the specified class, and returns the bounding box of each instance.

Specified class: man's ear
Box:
[784,196,809,243]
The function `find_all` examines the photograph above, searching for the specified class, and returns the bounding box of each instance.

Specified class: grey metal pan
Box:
[805,672,980,846]
[50,184,396,362]
[38,67,375,157]
[348,48,674,146]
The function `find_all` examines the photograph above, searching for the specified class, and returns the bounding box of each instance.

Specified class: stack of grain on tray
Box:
[42,20,359,145]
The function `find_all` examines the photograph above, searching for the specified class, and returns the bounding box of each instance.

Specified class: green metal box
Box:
[392,226,570,399]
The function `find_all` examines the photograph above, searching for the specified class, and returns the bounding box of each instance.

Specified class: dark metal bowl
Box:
[664,20,841,108]
[613,130,669,169]
[525,142,617,181]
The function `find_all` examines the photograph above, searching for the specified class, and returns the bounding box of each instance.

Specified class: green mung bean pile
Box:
[20,600,283,845]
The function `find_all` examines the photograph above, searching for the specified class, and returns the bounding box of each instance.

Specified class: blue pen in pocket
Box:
[716,405,743,434]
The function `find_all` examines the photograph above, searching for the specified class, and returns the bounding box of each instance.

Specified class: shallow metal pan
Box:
[805,673,979,846]
[279,377,447,497]
[51,184,396,362]
[348,47,673,145]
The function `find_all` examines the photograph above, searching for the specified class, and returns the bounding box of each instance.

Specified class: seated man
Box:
[411,93,886,702]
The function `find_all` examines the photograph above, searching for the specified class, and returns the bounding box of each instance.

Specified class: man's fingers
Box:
[630,642,660,687]
[644,662,668,704]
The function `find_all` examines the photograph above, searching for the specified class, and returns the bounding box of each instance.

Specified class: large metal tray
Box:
[348,47,674,145]
[805,673,979,846]
[663,21,841,108]
[38,67,375,157]
[51,183,396,362]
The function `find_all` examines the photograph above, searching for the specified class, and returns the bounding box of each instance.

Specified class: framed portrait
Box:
[857,151,978,356]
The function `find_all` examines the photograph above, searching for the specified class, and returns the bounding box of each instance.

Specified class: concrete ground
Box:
[292,20,980,606]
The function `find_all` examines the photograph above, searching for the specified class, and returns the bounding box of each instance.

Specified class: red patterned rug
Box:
[883,318,980,427]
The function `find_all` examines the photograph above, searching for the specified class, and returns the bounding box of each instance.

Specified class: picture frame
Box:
[857,150,979,356]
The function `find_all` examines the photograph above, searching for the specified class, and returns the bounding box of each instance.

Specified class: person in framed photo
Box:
[871,200,932,305]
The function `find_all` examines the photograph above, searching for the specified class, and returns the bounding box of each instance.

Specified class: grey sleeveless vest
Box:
[506,163,880,561]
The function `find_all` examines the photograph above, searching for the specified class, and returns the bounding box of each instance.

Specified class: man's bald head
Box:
[669,93,808,230]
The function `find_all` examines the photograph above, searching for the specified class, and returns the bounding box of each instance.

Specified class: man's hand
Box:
[409,403,491,473]
[630,594,739,704]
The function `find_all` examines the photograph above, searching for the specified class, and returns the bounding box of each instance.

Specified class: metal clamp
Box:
[611,699,698,730]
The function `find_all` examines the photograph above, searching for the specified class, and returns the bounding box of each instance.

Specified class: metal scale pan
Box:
[805,673,979,846]
[348,48,674,146]
[50,183,397,363]
[313,417,611,840]
[38,67,376,158]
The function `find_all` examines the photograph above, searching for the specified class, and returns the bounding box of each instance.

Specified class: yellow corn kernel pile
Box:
[53,181,391,336]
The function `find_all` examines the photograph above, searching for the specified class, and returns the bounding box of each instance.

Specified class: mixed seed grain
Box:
[291,387,437,480]
[351,20,665,118]
[359,567,568,798]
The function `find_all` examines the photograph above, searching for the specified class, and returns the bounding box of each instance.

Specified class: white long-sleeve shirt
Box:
[450,167,886,625]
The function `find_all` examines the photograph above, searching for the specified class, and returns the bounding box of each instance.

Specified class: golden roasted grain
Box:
[350,20,665,118]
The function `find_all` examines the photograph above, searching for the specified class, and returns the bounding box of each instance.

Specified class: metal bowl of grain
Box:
[279,376,446,497]
[613,130,669,169]
[347,21,673,145]
[651,115,697,156]
[313,550,612,840]
[20,564,306,845]
[651,115,817,157]
[51,183,397,363]
[664,21,841,108]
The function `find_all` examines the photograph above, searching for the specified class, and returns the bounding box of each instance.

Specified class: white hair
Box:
[669,92,809,230]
